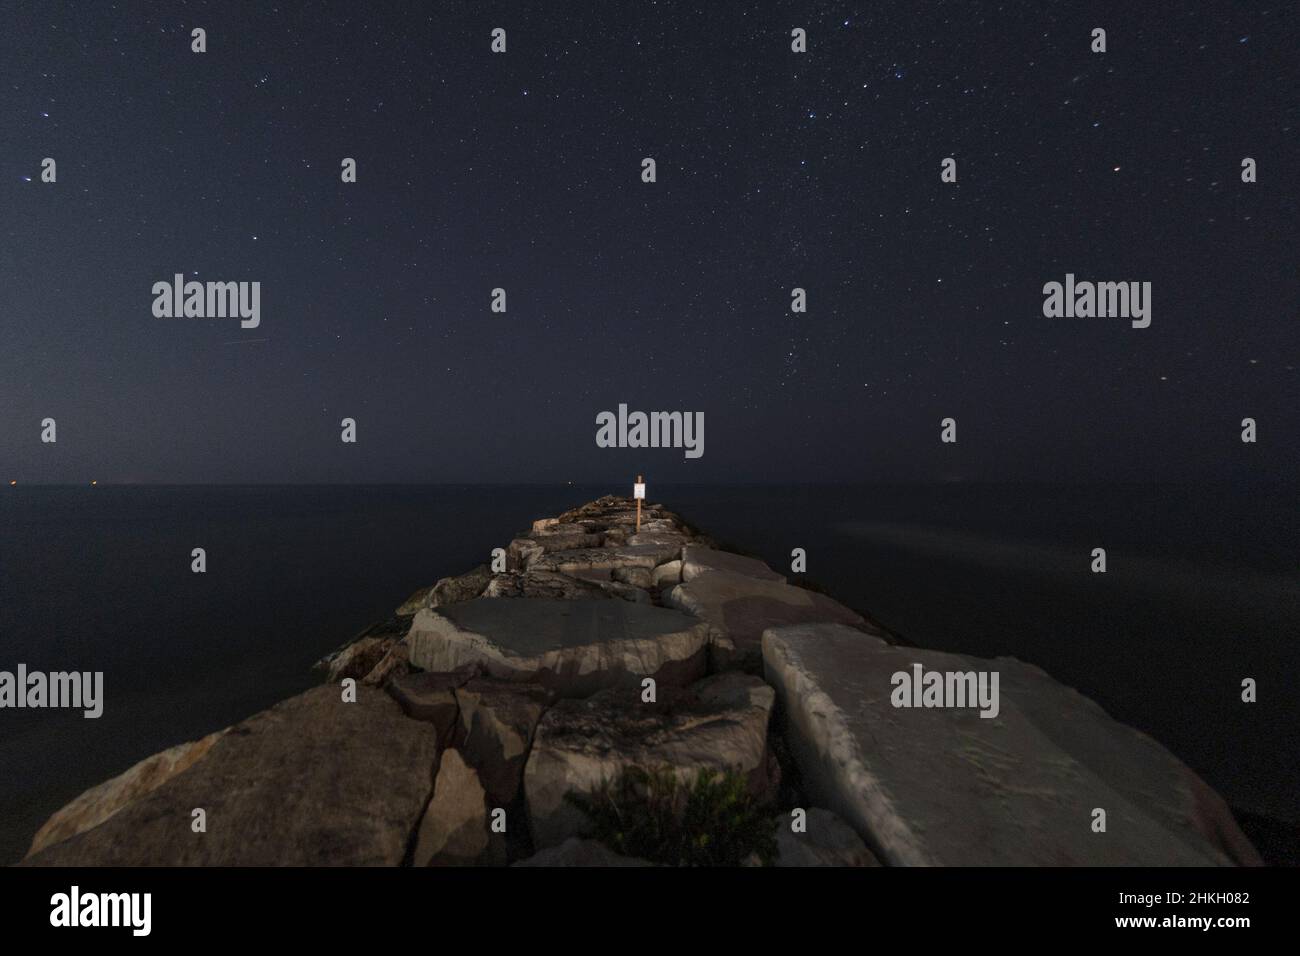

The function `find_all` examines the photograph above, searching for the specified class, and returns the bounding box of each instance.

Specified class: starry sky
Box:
[2,1,1295,484]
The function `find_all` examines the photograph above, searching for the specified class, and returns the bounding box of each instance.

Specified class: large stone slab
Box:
[457,678,551,808]
[623,532,689,564]
[21,686,439,866]
[524,673,775,849]
[407,598,712,698]
[681,544,785,583]
[387,666,479,742]
[413,748,505,866]
[26,730,226,858]
[762,623,1262,867]
[666,570,868,667]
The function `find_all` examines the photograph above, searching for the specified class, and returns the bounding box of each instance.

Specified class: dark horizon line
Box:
[5,478,1298,489]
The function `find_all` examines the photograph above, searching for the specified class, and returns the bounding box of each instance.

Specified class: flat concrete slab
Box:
[762,623,1262,867]
[407,598,711,697]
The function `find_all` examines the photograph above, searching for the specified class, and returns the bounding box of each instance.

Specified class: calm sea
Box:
[1,483,1296,864]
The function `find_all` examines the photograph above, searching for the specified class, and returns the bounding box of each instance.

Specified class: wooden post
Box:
[634,474,644,533]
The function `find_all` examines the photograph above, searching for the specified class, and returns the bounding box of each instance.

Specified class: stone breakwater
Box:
[20,495,1262,867]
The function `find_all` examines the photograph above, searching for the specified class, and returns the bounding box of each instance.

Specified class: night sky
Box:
[2,1,1295,484]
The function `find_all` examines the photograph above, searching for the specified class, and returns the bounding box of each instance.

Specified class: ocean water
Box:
[1,483,1296,864]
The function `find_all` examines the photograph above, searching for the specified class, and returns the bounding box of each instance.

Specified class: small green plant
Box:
[565,765,777,866]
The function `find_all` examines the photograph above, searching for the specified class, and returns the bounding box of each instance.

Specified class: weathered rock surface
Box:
[506,537,544,571]
[557,496,676,528]
[22,686,439,866]
[513,837,653,867]
[363,639,410,686]
[596,580,654,604]
[26,730,226,858]
[398,585,434,617]
[413,749,504,866]
[432,564,492,606]
[323,634,394,683]
[530,545,669,577]
[484,569,609,600]
[623,532,689,564]
[762,623,1263,867]
[774,808,880,867]
[457,678,551,808]
[652,560,683,589]
[524,672,776,849]
[407,598,712,698]
[681,544,785,583]
[387,666,480,742]
[530,529,606,552]
[667,570,868,668]
[613,566,655,589]
[396,565,493,616]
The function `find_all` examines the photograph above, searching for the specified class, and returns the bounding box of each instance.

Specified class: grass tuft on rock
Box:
[565,765,777,866]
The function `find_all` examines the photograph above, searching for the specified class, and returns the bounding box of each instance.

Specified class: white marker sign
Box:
[633,482,646,499]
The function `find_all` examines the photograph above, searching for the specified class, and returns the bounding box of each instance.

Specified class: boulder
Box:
[407,598,712,698]
[623,532,688,565]
[530,545,669,576]
[387,666,479,742]
[557,496,678,529]
[681,544,786,583]
[397,585,435,617]
[762,623,1263,867]
[396,566,492,616]
[774,808,880,866]
[652,560,683,589]
[363,640,410,687]
[457,678,551,808]
[597,580,653,604]
[26,730,226,858]
[613,566,655,589]
[513,837,653,867]
[523,672,775,849]
[506,537,544,571]
[21,686,439,866]
[483,569,609,600]
[666,570,868,668]
[431,565,492,606]
[413,749,505,866]
[531,529,605,552]
[637,517,688,536]
[323,635,394,683]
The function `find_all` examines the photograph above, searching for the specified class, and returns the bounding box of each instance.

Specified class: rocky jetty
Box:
[20,495,1261,867]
